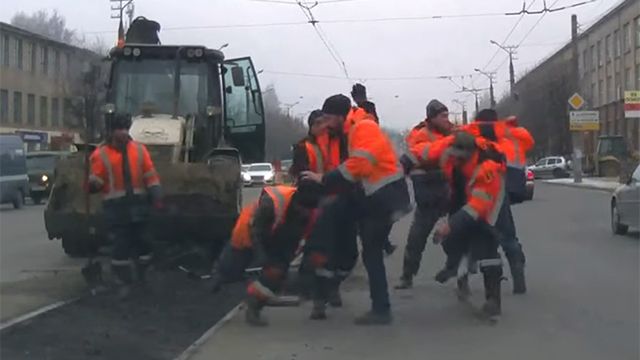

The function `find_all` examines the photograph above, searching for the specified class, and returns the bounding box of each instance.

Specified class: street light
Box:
[218,43,229,51]
[490,40,518,95]
[474,68,496,109]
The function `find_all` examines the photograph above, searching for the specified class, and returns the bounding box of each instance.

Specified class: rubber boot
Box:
[111,264,133,301]
[434,267,457,284]
[327,281,343,308]
[394,275,413,290]
[507,255,527,294]
[310,300,327,320]
[245,297,268,326]
[456,274,471,302]
[354,311,392,326]
[481,268,502,320]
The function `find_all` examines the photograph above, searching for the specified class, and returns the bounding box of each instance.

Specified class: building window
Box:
[40,96,48,126]
[13,92,22,124]
[597,40,602,67]
[614,30,621,57]
[41,46,48,75]
[582,49,588,73]
[625,68,632,90]
[623,23,631,52]
[63,98,72,126]
[615,72,620,100]
[607,76,613,103]
[599,80,604,106]
[15,38,23,70]
[30,43,37,73]
[54,50,60,78]
[27,94,35,125]
[0,89,8,124]
[637,64,640,89]
[51,98,60,127]
[591,83,596,105]
[605,35,612,61]
[2,34,9,66]
[636,17,640,48]
[590,45,596,72]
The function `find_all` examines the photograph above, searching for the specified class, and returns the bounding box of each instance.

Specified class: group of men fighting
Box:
[88,82,533,327]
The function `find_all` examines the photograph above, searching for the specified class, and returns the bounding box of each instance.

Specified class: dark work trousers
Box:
[305,193,359,304]
[401,174,448,279]
[360,211,394,314]
[441,219,501,275]
[109,222,152,263]
[495,197,526,265]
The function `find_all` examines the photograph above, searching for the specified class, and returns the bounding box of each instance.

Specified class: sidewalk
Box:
[542,177,621,192]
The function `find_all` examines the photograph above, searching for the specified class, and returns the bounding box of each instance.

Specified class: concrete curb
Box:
[542,180,618,193]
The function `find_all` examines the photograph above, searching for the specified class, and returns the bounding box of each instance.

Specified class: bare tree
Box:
[11,10,77,43]
[262,85,307,160]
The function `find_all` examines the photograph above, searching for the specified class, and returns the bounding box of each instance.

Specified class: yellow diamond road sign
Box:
[568,93,585,110]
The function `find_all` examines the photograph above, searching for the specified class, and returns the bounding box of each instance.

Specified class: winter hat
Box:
[426,100,449,120]
[321,94,351,117]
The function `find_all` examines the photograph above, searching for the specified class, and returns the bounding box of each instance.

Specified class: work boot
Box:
[327,286,343,308]
[435,267,457,284]
[354,311,392,326]
[456,274,471,302]
[245,297,268,326]
[310,300,327,320]
[481,269,502,320]
[507,256,527,294]
[394,276,413,290]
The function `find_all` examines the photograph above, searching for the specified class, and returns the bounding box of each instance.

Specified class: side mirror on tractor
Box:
[231,66,245,87]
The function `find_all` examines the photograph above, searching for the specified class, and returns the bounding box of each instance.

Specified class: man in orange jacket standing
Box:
[303,94,411,325]
[88,113,162,298]
[396,99,453,289]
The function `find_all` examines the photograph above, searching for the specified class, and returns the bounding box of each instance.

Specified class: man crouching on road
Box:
[88,113,163,299]
[212,181,322,326]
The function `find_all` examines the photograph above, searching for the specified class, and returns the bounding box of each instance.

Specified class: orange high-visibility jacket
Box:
[417,135,506,225]
[325,115,404,196]
[90,140,160,202]
[230,186,297,250]
[304,132,342,173]
[463,119,534,168]
[405,120,448,172]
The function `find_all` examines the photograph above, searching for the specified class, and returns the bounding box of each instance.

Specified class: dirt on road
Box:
[0,270,243,360]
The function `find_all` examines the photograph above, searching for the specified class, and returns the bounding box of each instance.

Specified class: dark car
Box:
[26,151,70,204]
[0,134,29,209]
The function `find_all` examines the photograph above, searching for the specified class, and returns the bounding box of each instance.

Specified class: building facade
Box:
[0,22,99,151]
[498,0,639,162]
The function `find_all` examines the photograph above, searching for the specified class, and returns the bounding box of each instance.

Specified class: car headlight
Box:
[41,174,49,182]
[243,173,251,181]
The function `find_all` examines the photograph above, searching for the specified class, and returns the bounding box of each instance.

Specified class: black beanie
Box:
[321,94,351,117]
[476,109,498,122]
[307,110,324,128]
[426,100,448,120]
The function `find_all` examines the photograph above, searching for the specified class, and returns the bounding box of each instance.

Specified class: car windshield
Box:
[249,164,271,172]
[535,159,546,166]
[113,59,210,117]
[26,155,58,172]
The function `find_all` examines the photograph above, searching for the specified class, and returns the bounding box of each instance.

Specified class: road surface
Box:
[190,183,640,360]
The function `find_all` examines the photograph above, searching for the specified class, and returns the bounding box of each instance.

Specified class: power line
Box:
[261,70,477,81]
[83,21,309,34]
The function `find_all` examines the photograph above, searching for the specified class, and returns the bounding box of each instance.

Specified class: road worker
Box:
[302,94,411,325]
[463,109,533,294]
[88,113,162,299]
[408,131,507,319]
[396,99,453,289]
[213,183,322,326]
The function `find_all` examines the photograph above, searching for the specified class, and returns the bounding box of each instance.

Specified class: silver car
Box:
[611,164,640,235]
[528,156,571,179]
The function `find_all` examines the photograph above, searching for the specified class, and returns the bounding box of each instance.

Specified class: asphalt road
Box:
[0,203,83,284]
[192,183,640,360]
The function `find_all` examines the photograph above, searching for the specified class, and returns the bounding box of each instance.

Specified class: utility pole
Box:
[490,40,519,95]
[570,14,583,183]
[452,99,468,125]
[474,69,496,108]
[456,87,489,116]
[110,0,134,45]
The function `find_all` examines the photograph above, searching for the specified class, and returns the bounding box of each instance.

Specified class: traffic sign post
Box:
[569,111,600,131]
[567,93,588,183]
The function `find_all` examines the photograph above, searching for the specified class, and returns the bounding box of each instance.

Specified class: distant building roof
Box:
[0,21,98,57]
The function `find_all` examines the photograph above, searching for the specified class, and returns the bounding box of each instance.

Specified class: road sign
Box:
[568,93,585,110]
[569,111,599,131]
[624,91,640,118]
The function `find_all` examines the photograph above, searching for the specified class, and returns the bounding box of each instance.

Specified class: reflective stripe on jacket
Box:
[304,133,342,174]
[230,185,297,250]
[90,140,160,202]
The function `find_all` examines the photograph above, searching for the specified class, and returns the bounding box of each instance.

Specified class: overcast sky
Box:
[1,0,621,129]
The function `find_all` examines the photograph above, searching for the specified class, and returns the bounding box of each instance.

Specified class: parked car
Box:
[525,169,535,200]
[280,159,293,184]
[0,134,29,209]
[528,156,571,179]
[241,164,251,186]
[610,164,640,235]
[246,163,275,186]
[26,151,70,204]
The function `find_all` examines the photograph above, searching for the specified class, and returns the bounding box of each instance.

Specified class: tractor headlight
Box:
[41,174,49,183]
[132,47,141,57]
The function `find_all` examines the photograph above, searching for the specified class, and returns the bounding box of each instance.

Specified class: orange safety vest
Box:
[89,140,160,201]
[463,120,534,168]
[304,132,342,173]
[338,117,404,196]
[230,185,297,250]
[343,106,375,135]
[405,120,447,172]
